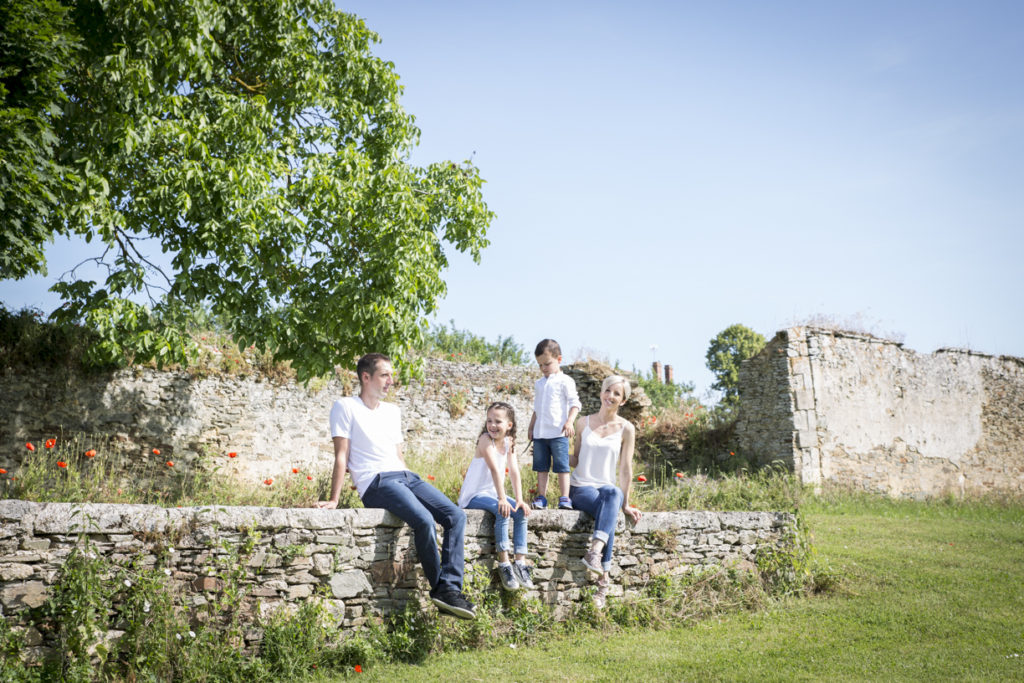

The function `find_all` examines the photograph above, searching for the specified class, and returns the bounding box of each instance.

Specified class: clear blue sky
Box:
[3,0,1022,399]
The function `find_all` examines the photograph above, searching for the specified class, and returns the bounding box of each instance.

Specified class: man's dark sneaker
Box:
[431,590,476,619]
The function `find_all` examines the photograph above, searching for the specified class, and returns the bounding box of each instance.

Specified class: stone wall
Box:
[0,499,793,658]
[737,327,1024,498]
[0,360,648,484]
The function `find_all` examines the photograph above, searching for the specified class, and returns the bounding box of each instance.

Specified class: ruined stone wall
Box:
[0,360,647,486]
[0,499,793,658]
[0,360,537,483]
[737,327,1024,498]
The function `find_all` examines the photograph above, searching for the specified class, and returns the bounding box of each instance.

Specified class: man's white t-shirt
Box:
[329,396,406,497]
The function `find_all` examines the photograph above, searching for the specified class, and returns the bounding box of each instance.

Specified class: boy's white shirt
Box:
[532,371,582,439]
[329,396,406,497]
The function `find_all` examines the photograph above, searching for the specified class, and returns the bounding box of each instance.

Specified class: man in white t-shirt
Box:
[317,353,475,619]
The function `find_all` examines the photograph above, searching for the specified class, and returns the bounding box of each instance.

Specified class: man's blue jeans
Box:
[361,471,465,595]
[569,484,623,571]
[464,494,528,555]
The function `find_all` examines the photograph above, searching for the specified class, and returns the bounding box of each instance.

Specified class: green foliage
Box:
[420,320,529,365]
[636,368,695,412]
[0,304,115,372]
[705,323,766,409]
[2,0,493,382]
[0,0,80,280]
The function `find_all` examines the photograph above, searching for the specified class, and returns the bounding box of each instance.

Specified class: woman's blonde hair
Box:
[601,375,631,401]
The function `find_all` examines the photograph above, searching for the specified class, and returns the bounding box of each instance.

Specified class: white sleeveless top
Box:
[457,437,510,507]
[570,416,624,489]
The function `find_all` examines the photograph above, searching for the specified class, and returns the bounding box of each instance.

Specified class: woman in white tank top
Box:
[569,375,642,608]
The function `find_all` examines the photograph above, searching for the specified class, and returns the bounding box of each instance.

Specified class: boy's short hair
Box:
[601,374,631,401]
[534,338,561,358]
[356,353,391,385]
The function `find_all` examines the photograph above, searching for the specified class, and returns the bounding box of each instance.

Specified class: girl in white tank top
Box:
[457,402,534,591]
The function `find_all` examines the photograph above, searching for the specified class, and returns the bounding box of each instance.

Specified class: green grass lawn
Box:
[334,496,1024,681]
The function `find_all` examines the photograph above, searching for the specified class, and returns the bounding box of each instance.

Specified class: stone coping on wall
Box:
[0,499,794,655]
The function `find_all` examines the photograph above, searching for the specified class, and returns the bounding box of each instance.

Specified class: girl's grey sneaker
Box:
[580,549,603,575]
[512,561,534,589]
[593,576,610,610]
[498,564,520,591]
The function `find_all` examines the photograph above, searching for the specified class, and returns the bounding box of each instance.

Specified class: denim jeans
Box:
[361,471,465,595]
[464,494,528,555]
[533,436,570,473]
[569,484,623,571]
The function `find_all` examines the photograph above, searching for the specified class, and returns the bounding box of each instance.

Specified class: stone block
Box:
[1,581,47,609]
[330,569,372,599]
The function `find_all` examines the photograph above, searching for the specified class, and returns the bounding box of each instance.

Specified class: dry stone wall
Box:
[0,499,793,659]
[737,327,1024,498]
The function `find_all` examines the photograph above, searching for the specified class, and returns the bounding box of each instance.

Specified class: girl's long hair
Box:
[480,401,517,454]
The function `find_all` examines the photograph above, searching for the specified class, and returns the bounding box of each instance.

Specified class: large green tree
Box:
[705,324,766,409]
[0,0,492,380]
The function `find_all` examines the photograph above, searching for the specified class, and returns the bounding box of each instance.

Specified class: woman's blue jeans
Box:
[361,471,465,595]
[465,494,528,555]
[569,484,623,571]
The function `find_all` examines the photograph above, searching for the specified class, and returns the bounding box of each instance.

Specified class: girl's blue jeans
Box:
[569,484,623,571]
[465,494,528,555]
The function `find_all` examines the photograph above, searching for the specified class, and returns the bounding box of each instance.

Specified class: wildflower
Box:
[57,461,67,469]
[355,665,363,673]
[25,443,35,452]
[45,438,56,449]
[163,568,172,576]
[166,461,174,468]
[167,546,176,554]
[350,485,357,490]
[675,472,684,478]
[729,451,735,456]
[651,417,656,424]
[426,475,435,481]
[307,475,313,481]
[188,631,195,638]
[143,600,151,613]
[0,469,5,474]
[85,449,96,458]
[124,579,132,588]
[264,478,273,485]
[153,448,161,455]
[292,467,299,474]
[228,452,237,458]
[637,475,647,483]
[176,633,182,640]
[505,468,509,474]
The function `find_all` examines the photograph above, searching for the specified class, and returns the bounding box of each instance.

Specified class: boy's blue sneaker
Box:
[532,495,547,509]
[557,496,574,510]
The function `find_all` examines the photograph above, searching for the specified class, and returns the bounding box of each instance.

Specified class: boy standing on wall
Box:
[317,353,476,619]
[528,339,582,510]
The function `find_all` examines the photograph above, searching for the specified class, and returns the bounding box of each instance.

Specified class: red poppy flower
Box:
[426,475,435,481]
[25,443,35,452]
[44,438,56,449]
[637,475,647,483]
[307,475,313,481]
[152,448,161,455]
[0,468,6,474]
[675,472,684,478]
[292,467,299,474]
[350,485,357,490]
[505,468,509,474]
[166,461,174,467]
[57,461,67,469]
[85,449,96,458]
[354,665,363,673]
[650,417,656,424]
[228,452,238,458]
[264,478,273,485]
[729,451,735,456]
